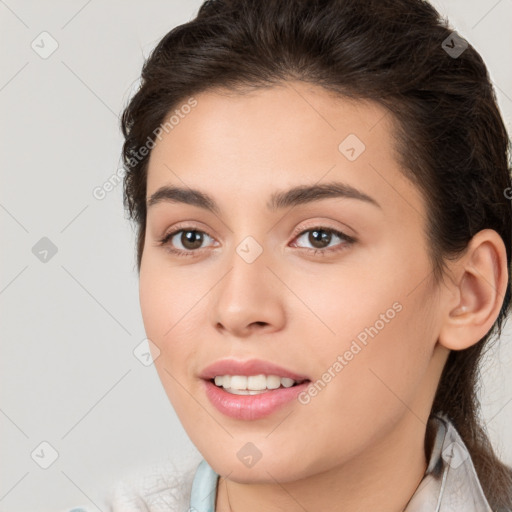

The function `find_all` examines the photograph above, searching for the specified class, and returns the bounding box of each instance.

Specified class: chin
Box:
[205,452,313,484]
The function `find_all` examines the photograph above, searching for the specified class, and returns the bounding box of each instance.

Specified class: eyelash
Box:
[157,224,355,258]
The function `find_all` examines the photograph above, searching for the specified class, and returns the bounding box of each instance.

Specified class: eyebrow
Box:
[146,181,381,213]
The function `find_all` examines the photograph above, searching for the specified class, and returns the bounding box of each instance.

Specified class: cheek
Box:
[280,293,436,478]
[139,267,170,349]
[138,257,212,403]
[139,256,201,345]
[302,278,436,431]
[138,260,192,390]
[292,246,436,413]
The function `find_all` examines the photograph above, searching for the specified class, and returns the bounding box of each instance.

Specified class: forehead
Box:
[145,81,423,220]
[149,82,392,161]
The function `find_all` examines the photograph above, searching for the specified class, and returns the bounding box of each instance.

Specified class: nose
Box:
[210,243,286,338]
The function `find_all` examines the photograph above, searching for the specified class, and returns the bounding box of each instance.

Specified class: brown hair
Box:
[120,0,512,507]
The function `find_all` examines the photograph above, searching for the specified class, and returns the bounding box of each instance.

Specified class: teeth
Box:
[266,375,281,389]
[247,375,267,390]
[281,377,295,388]
[225,388,268,395]
[231,375,247,389]
[212,374,300,392]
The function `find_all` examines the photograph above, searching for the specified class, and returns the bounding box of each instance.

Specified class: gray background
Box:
[1,1,511,511]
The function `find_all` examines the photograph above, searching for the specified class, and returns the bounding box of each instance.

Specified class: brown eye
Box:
[293,227,353,254]
[179,230,205,250]
[159,227,215,255]
[306,229,333,249]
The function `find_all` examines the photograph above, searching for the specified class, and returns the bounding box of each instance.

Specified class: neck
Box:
[215,412,429,512]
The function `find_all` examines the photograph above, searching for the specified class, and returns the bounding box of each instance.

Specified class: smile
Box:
[200,358,311,420]
[212,374,304,394]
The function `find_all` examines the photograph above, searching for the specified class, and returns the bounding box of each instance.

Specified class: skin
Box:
[139,81,508,512]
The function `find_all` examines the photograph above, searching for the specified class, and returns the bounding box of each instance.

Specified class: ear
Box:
[438,229,509,351]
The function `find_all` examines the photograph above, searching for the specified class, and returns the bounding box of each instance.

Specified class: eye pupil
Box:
[182,230,203,250]
[309,229,331,249]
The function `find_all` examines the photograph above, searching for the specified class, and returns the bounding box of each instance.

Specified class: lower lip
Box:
[203,379,310,420]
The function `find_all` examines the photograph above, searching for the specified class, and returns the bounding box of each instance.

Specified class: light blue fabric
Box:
[189,459,219,512]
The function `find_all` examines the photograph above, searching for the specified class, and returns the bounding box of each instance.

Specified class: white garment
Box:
[402,413,492,511]
[65,413,494,511]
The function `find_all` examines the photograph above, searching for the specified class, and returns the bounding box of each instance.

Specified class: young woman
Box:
[109,0,512,510]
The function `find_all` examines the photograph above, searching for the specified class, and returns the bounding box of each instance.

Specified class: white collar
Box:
[403,412,492,511]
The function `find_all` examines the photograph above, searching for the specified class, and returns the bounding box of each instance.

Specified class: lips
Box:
[199,358,311,420]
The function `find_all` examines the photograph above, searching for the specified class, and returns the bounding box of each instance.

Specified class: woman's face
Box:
[139,81,448,482]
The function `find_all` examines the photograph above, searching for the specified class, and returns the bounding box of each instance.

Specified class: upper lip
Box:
[199,358,310,382]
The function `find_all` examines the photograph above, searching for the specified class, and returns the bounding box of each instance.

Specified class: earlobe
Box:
[438,229,508,351]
